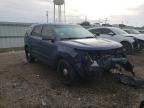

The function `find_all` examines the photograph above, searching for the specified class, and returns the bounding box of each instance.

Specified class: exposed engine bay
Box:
[79,49,144,87]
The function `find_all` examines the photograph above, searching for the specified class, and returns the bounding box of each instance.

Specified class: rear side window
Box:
[31,26,42,36]
[89,29,100,34]
[42,26,54,37]
[89,29,96,34]
[100,28,113,34]
[90,29,102,34]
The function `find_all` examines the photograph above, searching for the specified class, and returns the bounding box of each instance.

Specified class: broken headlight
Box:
[75,49,99,67]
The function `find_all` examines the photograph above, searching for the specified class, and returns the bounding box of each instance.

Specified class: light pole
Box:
[46,11,49,24]
[64,1,66,23]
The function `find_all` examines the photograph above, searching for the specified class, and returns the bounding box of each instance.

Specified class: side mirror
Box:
[92,33,96,37]
[108,32,115,36]
[95,32,100,36]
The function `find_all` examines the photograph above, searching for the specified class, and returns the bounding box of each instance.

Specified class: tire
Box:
[121,42,133,54]
[139,101,144,108]
[57,59,78,85]
[25,47,35,63]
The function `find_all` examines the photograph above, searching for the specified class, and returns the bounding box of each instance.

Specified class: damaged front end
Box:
[75,48,134,79]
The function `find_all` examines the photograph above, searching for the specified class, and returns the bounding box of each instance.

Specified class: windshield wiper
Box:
[80,36,95,39]
[85,36,95,38]
[61,37,80,40]
[61,36,95,40]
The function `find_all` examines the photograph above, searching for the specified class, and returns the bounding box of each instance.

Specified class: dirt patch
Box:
[0,47,24,53]
[0,51,144,108]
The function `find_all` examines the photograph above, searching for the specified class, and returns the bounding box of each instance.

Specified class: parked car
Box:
[88,27,144,53]
[123,29,141,34]
[139,30,144,34]
[24,24,134,85]
[123,29,144,49]
[127,29,144,34]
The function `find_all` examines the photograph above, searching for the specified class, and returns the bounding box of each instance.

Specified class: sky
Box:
[0,0,144,26]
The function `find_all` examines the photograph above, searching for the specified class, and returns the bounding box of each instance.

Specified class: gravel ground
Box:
[0,51,144,108]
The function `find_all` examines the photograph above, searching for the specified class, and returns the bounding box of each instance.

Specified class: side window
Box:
[95,29,102,34]
[89,29,101,34]
[101,28,113,34]
[89,29,95,34]
[125,30,130,34]
[42,26,54,37]
[31,26,42,36]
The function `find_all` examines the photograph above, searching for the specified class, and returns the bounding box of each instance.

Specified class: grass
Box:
[0,47,24,53]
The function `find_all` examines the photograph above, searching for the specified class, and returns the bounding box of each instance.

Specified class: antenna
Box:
[46,11,49,24]
[64,2,66,23]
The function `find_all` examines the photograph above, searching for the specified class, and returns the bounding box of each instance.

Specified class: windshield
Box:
[111,28,128,35]
[125,29,140,34]
[54,25,95,39]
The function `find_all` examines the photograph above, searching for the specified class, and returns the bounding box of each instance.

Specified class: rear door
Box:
[29,25,42,58]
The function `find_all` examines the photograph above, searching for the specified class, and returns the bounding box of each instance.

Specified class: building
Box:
[0,22,33,49]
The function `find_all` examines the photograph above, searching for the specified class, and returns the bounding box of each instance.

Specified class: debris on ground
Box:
[0,51,144,108]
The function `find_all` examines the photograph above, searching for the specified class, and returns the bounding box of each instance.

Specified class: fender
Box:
[115,35,135,44]
[57,52,76,64]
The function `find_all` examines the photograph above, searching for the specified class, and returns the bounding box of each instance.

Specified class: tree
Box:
[79,21,91,26]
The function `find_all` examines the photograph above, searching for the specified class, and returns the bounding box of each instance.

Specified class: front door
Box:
[40,25,57,65]
[99,28,115,41]
[29,25,42,58]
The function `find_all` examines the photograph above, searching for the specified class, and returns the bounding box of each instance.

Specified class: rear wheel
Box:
[57,59,78,85]
[25,47,35,63]
[121,42,132,54]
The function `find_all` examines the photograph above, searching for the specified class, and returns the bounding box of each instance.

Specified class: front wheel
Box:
[25,47,35,63]
[121,42,133,54]
[57,59,78,85]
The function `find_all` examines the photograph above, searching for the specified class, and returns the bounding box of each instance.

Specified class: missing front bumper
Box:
[82,56,135,78]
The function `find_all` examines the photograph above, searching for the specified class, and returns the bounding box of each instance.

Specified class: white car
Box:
[124,29,141,34]
[123,29,144,50]
[88,27,144,53]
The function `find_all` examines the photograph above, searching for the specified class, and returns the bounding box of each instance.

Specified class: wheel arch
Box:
[120,41,133,54]
[120,41,132,46]
[24,45,28,49]
[56,54,73,67]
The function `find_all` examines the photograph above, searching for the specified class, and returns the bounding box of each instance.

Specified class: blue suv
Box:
[24,24,134,85]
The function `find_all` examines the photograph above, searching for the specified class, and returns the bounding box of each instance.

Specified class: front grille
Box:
[86,48,123,59]
[138,40,144,49]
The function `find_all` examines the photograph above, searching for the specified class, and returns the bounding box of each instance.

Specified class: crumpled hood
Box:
[59,38,122,51]
[123,34,144,40]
